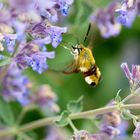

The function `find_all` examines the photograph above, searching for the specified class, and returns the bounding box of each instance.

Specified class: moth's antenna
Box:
[63,46,71,51]
[60,44,71,51]
[84,23,91,44]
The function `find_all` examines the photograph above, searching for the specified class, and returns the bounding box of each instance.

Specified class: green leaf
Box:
[56,111,70,127]
[0,98,15,125]
[121,110,132,120]
[0,56,11,67]
[115,89,122,103]
[67,96,84,113]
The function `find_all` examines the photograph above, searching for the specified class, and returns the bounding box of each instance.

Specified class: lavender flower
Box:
[36,0,74,22]
[4,34,17,54]
[133,122,140,140]
[91,3,121,38]
[91,133,111,140]
[46,126,67,140]
[99,100,121,139]
[103,101,121,127]
[71,130,93,140]
[116,0,138,27]
[71,130,110,140]
[29,22,67,48]
[2,63,31,105]
[58,0,74,16]
[100,125,120,138]
[32,85,60,112]
[121,63,140,92]
[8,0,35,11]
[15,43,55,74]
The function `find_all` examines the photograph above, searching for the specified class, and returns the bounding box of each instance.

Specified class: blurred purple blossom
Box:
[133,122,140,140]
[91,3,121,38]
[15,43,55,74]
[28,22,67,48]
[32,85,60,113]
[4,34,17,54]
[116,0,138,27]
[46,126,67,140]
[98,100,121,139]
[121,63,140,92]
[2,63,31,105]
[71,130,111,140]
[71,130,93,140]
[101,125,120,138]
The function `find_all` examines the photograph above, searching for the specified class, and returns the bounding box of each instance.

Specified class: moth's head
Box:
[71,44,84,56]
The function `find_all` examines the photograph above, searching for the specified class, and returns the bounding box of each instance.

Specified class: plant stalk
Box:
[0,103,140,138]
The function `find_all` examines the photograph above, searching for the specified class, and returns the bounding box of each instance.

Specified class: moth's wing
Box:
[62,60,79,74]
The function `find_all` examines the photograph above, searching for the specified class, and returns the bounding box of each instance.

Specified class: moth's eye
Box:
[71,46,79,55]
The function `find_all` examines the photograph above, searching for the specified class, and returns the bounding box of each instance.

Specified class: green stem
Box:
[68,119,78,132]
[121,93,136,104]
[16,105,38,125]
[0,103,140,138]
[18,133,34,140]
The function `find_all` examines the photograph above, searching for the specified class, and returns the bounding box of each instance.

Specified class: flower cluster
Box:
[91,3,121,38]
[71,100,124,140]
[121,63,140,92]
[32,84,60,113]
[2,63,31,105]
[71,130,110,140]
[116,0,140,27]
[99,100,122,139]
[133,122,140,140]
[0,0,73,105]
[91,0,140,38]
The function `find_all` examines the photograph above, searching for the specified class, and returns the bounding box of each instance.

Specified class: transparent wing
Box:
[62,60,79,74]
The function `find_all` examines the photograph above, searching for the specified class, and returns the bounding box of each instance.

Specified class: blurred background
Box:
[1,0,140,139]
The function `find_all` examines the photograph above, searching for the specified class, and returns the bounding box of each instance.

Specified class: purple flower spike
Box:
[121,63,140,92]
[4,34,17,54]
[28,22,67,48]
[132,64,137,79]
[116,0,139,27]
[133,122,140,140]
[121,63,132,80]
[33,36,51,47]
[101,125,120,138]
[15,43,55,74]
[47,26,67,48]
[57,0,74,16]
[71,130,93,140]
[2,63,31,105]
[32,85,60,112]
[116,3,137,27]
[91,3,121,38]
[27,51,55,74]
